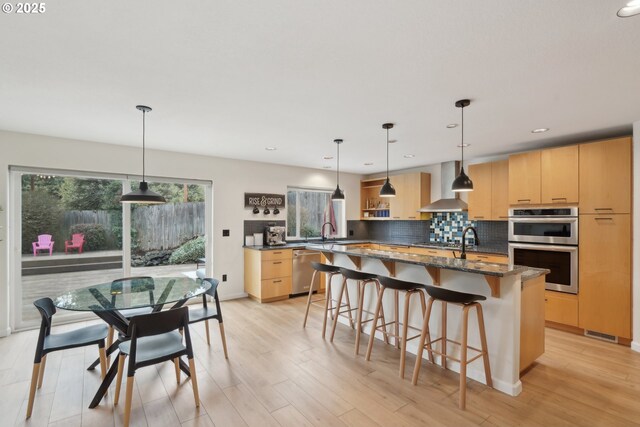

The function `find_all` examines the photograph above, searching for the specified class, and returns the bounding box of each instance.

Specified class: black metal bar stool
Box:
[302,262,349,338]
[412,285,492,410]
[364,276,428,378]
[331,268,390,355]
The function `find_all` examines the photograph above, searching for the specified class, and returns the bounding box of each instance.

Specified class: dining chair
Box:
[113,307,200,427]
[189,277,228,358]
[27,298,109,419]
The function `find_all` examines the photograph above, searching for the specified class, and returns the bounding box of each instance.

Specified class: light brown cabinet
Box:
[409,247,456,258]
[468,160,509,220]
[579,137,631,214]
[360,172,430,220]
[508,151,541,205]
[541,145,579,204]
[521,276,545,373]
[578,214,631,338]
[544,291,578,327]
[244,248,293,303]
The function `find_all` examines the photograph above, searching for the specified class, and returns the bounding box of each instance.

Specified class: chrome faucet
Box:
[460,226,479,260]
[321,222,336,242]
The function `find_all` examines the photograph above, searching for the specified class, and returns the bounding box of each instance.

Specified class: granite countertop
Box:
[305,244,528,278]
[244,239,508,255]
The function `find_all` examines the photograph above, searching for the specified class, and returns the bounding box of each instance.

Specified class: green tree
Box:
[22,190,63,254]
[60,178,121,210]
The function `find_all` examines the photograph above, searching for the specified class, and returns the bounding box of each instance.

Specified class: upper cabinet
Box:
[541,145,579,204]
[579,137,631,214]
[360,172,430,220]
[468,159,509,220]
[508,151,541,205]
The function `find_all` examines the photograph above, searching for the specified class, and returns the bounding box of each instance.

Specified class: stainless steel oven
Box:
[508,207,578,294]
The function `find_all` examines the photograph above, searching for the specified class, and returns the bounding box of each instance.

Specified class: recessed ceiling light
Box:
[404,154,415,158]
[446,123,458,128]
[265,147,277,151]
[323,156,334,160]
[618,0,640,17]
[364,162,374,166]
[531,128,549,133]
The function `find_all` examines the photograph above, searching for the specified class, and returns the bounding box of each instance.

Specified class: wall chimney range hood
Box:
[418,161,468,212]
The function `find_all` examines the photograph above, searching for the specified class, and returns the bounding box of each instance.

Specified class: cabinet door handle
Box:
[477,255,488,259]
[498,216,509,219]
[408,216,416,219]
[392,216,400,219]
[272,261,282,264]
[273,280,282,283]
[595,207,613,211]
[551,198,567,201]
[474,216,484,219]
[594,217,613,221]
[517,199,531,203]
[273,251,282,254]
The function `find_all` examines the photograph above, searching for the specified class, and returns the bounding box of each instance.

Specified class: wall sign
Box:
[244,193,285,208]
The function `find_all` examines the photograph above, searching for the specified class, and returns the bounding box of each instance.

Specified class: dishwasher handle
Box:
[293,250,321,257]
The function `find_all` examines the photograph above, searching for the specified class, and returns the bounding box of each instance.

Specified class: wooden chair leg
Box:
[365,286,386,361]
[204,319,211,345]
[174,358,181,383]
[343,279,355,329]
[321,277,332,339]
[354,281,367,355]
[329,277,348,342]
[37,355,47,389]
[123,376,134,427]
[376,282,390,344]
[459,305,471,410]
[476,303,492,387]
[99,346,107,379]
[114,354,126,405]
[394,290,400,349]
[327,276,335,320]
[302,270,319,328]
[441,301,448,369]
[423,297,435,363]
[219,322,229,359]
[400,291,412,378]
[25,362,40,419]
[188,358,200,407]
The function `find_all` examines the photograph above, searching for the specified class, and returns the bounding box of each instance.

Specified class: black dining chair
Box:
[189,277,228,358]
[27,298,109,419]
[113,307,200,427]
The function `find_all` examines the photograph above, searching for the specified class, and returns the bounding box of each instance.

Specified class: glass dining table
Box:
[53,276,211,409]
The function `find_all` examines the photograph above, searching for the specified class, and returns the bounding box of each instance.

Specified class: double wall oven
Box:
[508,207,578,294]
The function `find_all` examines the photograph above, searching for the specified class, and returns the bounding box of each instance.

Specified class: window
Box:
[287,187,345,239]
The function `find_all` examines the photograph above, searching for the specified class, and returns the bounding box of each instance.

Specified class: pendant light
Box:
[331,138,345,200]
[120,105,167,204]
[451,99,474,192]
[379,123,396,197]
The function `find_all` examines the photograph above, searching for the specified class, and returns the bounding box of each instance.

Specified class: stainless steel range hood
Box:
[418,161,468,212]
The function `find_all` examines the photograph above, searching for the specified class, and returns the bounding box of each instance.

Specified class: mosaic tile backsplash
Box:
[429,212,476,244]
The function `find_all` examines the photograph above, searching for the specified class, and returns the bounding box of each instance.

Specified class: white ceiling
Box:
[1,1,639,174]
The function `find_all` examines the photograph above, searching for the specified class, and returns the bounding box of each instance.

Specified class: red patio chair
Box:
[33,234,54,256]
[65,233,85,254]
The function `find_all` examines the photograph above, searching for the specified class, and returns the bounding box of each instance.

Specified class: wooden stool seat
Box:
[364,276,427,378]
[412,285,492,410]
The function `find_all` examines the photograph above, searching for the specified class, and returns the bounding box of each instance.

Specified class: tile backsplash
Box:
[429,212,476,244]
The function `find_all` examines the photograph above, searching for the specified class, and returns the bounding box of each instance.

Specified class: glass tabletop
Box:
[53,276,211,312]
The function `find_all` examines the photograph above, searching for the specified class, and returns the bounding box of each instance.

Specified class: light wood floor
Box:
[2,296,640,427]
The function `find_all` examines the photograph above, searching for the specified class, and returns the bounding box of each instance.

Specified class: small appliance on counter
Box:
[264,225,286,246]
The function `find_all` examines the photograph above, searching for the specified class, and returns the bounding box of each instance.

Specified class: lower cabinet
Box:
[545,291,578,327]
[244,248,292,303]
[521,276,545,373]
[409,247,455,258]
[465,253,508,264]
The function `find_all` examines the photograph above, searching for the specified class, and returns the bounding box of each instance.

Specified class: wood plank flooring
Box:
[2,296,640,426]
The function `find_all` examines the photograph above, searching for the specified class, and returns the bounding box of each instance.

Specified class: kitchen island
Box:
[306,243,548,397]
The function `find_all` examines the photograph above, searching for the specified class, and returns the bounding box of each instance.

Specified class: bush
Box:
[70,223,108,251]
[169,236,205,264]
[22,190,63,254]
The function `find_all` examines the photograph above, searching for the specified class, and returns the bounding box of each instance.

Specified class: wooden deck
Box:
[1,296,639,426]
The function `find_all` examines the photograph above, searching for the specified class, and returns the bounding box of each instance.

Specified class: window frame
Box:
[286,186,346,240]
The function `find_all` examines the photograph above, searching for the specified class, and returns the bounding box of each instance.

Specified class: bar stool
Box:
[412,285,492,410]
[302,262,350,338]
[364,276,428,378]
[331,268,390,355]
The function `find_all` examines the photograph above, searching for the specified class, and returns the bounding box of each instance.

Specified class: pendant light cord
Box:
[142,109,146,182]
[386,127,390,179]
[336,142,340,187]
[461,105,464,167]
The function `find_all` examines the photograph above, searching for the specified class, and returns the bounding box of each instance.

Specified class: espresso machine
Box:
[264,225,287,246]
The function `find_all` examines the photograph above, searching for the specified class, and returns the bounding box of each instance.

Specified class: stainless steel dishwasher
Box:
[292,249,321,295]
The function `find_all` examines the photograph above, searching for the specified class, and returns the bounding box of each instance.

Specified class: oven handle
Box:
[508,217,578,223]
[508,242,578,252]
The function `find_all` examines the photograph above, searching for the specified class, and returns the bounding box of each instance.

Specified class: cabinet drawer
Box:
[545,291,578,327]
[466,253,508,264]
[409,247,455,258]
[261,259,292,279]
[261,249,293,262]
[261,277,292,300]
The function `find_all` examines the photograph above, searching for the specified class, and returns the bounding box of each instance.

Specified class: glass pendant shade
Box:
[120,105,166,204]
[379,178,396,197]
[451,167,473,192]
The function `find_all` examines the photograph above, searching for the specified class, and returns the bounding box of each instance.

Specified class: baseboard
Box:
[632,341,640,353]
[0,326,10,337]
[220,292,248,301]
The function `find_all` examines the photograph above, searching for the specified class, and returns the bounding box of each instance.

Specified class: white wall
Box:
[0,130,362,336]
[633,120,640,352]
